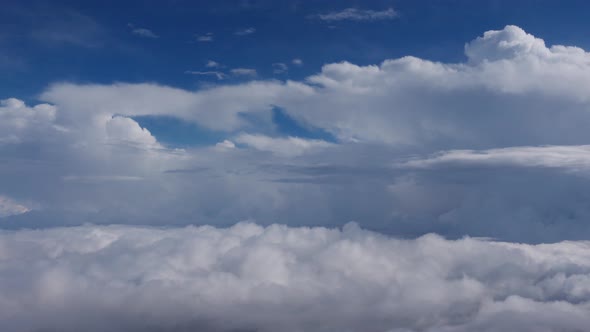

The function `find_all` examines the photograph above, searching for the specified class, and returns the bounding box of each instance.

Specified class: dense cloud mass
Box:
[3,26,590,243]
[1,223,590,332]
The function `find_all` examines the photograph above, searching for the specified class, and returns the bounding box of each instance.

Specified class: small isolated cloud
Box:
[292,58,303,66]
[314,8,399,22]
[215,139,236,150]
[231,68,257,77]
[128,23,158,38]
[196,32,214,42]
[0,195,30,218]
[184,70,226,80]
[235,27,256,36]
[206,60,221,68]
[272,62,288,74]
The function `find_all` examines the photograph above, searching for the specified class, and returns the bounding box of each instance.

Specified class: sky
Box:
[2,1,590,331]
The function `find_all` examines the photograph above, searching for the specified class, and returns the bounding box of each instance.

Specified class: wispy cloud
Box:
[314,8,399,22]
[184,70,226,80]
[129,25,158,39]
[231,68,257,77]
[235,27,256,36]
[292,58,303,66]
[196,32,214,42]
[272,62,288,74]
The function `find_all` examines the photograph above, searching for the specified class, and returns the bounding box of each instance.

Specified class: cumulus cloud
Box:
[0,98,58,144]
[314,8,399,22]
[1,223,589,332]
[5,26,590,243]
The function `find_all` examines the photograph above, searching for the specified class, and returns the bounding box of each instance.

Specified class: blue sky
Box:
[3,0,590,101]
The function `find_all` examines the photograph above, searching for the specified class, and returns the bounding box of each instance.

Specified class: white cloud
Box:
[292,58,303,66]
[235,27,256,36]
[273,62,288,74]
[131,28,158,39]
[0,195,30,218]
[0,98,57,144]
[206,60,221,68]
[215,139,236,150]
[195,32,214,42]
[402,145,590,173]
[0,223,589,331]
[235,134,334,157]
[184,70,227,80]
[315,8,399,22]
[6,25,590,244]
[230,68,257,77]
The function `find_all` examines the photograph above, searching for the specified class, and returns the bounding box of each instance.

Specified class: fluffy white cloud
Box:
[0,223,589,332]
[0,98,58,144]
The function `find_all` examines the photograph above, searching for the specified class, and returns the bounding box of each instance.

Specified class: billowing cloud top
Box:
[3,25,590,244]
[1,223,590,332]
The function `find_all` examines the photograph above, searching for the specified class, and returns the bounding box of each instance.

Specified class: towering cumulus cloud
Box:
[1,223,590,332]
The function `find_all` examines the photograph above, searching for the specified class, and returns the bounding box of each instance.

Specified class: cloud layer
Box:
[1,223,590,332]
[3,26,590,243]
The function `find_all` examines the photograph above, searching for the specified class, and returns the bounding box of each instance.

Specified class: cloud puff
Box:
[0,98,58,144]
[206,60,221,68]
[314,8,399,22]
[1,223,589,332]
